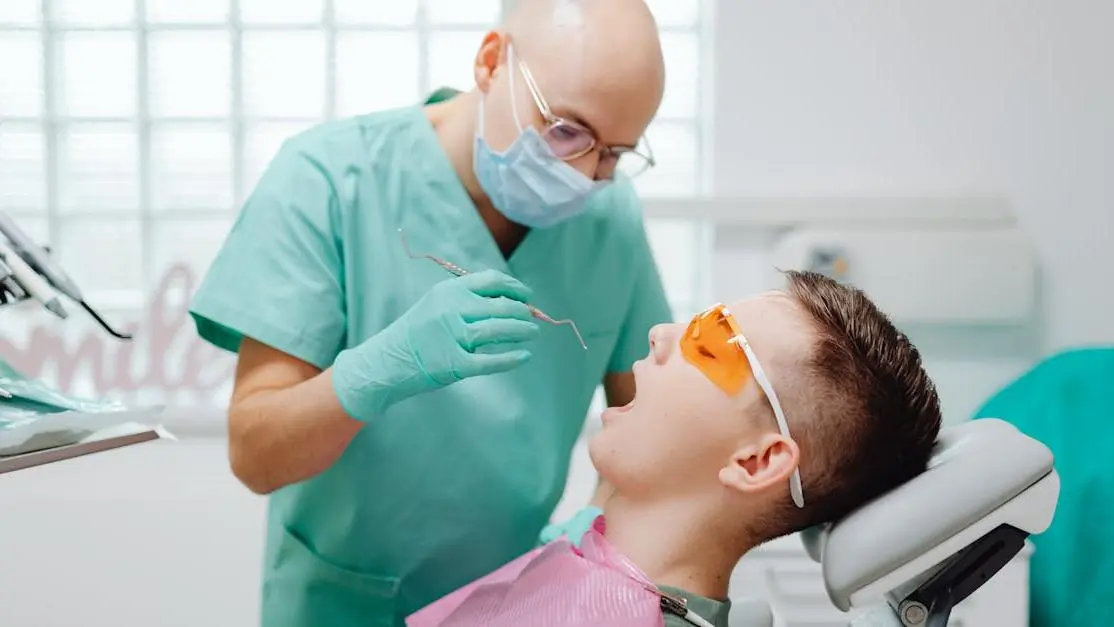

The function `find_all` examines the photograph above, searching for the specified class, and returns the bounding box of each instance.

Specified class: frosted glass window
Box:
[0,0,40,25]
[57,125,139,212]
[57,33,136,117]
[0,126,46,211]
[58,219,143,293]
[635,122,698,197]
[0,34,43,117]
[333,0,418,25]
[428,32,486,91]
[150,126,234,210]
[2,0,726,407]
[242,32,326,118]
[5,218,48,248]
[53,0,133,25]
[150,218,236,287]
[425,0,501,25]
[335,33,420,116]
[239,0,323,24]
[644,0,700,27]
[658,33,699,119]
[145,0,230,23]
[148,32,232,118]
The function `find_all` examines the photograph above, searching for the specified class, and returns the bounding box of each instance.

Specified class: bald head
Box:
[505,0,663,66]
[466,0,664,177]
[504,0,664,130]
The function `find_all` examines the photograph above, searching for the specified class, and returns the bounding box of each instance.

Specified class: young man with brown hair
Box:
[411,270,944,627]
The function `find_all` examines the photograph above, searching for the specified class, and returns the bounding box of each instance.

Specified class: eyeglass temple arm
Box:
[517,61,554,120]
[641,133,656,166]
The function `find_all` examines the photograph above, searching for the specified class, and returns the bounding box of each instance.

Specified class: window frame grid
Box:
[4,0,712,312]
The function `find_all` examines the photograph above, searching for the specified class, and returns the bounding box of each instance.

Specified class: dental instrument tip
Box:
[44,298,68,319]
[80,300,134,340]
[572,326,587,350]
[529,306,587,350]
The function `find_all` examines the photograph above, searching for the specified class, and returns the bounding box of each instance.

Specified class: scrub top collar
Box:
[402,103,560,277]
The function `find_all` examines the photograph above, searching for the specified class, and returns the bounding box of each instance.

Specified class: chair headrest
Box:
[801,418,1059,612]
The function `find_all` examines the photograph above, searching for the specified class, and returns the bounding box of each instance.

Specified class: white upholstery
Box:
[801,418,1060,625]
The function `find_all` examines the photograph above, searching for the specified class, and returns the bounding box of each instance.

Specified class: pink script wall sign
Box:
[0,264,236,404]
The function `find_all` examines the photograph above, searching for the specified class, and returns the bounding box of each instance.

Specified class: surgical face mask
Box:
[472,46,608,229]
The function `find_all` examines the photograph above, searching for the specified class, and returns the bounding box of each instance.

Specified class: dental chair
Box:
[735,417,1060,627]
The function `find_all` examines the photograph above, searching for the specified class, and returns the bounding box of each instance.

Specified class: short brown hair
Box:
[770,270,942,537]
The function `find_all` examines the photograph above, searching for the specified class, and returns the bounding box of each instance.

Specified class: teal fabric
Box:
[189,103,671,627]
[537,504,603,548]
[975,347,1114,627]
[332,268,540,419]
[425,86,462,105]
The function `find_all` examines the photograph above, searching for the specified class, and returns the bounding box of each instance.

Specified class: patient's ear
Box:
[719,434,800,495]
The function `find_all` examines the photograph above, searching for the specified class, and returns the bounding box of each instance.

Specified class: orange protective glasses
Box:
[680,303,805,508]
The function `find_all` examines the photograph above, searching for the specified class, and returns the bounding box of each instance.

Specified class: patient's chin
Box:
[586,432,615,477]
[586,432,604,462]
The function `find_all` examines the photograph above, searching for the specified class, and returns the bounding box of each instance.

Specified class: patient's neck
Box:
[602,492,752,600]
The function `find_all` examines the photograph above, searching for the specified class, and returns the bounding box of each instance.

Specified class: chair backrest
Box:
[802,418,1058,613]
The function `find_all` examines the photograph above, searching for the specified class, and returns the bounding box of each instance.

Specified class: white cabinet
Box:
[728,534,1032,627]
[0,436,267,627]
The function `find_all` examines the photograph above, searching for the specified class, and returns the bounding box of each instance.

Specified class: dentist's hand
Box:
[332,269,540,420]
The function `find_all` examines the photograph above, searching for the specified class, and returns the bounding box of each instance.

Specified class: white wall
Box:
[3,2,1112,625]
[712,0,1114,352]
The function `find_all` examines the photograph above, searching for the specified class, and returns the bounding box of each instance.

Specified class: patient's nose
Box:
[648,324,675,364]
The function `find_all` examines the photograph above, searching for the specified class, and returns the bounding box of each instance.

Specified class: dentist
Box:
[190,1,669,625]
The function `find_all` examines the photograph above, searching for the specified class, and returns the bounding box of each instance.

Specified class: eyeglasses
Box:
[513,48,656,180]
[680,303,805,508]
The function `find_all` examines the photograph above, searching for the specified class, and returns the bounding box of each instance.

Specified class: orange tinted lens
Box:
[680,305,753,396]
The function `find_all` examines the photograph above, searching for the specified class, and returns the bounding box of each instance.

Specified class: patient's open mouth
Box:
[602,398,636,423]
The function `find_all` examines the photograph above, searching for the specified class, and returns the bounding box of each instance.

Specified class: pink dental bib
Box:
[406,517,665,627]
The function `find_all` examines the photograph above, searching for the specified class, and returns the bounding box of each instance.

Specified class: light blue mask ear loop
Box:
[474,44,521,152]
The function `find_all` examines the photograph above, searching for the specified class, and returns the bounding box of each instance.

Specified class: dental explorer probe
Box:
[397,229,588,350]
[0,211,133,340]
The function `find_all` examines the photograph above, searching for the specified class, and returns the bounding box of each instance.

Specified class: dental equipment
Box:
[788,417,1059,627]
[397,228,588,350]
[0,239,67,319]
[0,211,133,340]
[0,257,28,306]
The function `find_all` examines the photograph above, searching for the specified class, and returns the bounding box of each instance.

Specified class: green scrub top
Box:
[975,347,1114,627]
[189,100,672,627]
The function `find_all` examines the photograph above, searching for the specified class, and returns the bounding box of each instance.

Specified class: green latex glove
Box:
[538,505,604,548]
[332,269,540,420]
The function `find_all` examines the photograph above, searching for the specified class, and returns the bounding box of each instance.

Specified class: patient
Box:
[410,270,943,626]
